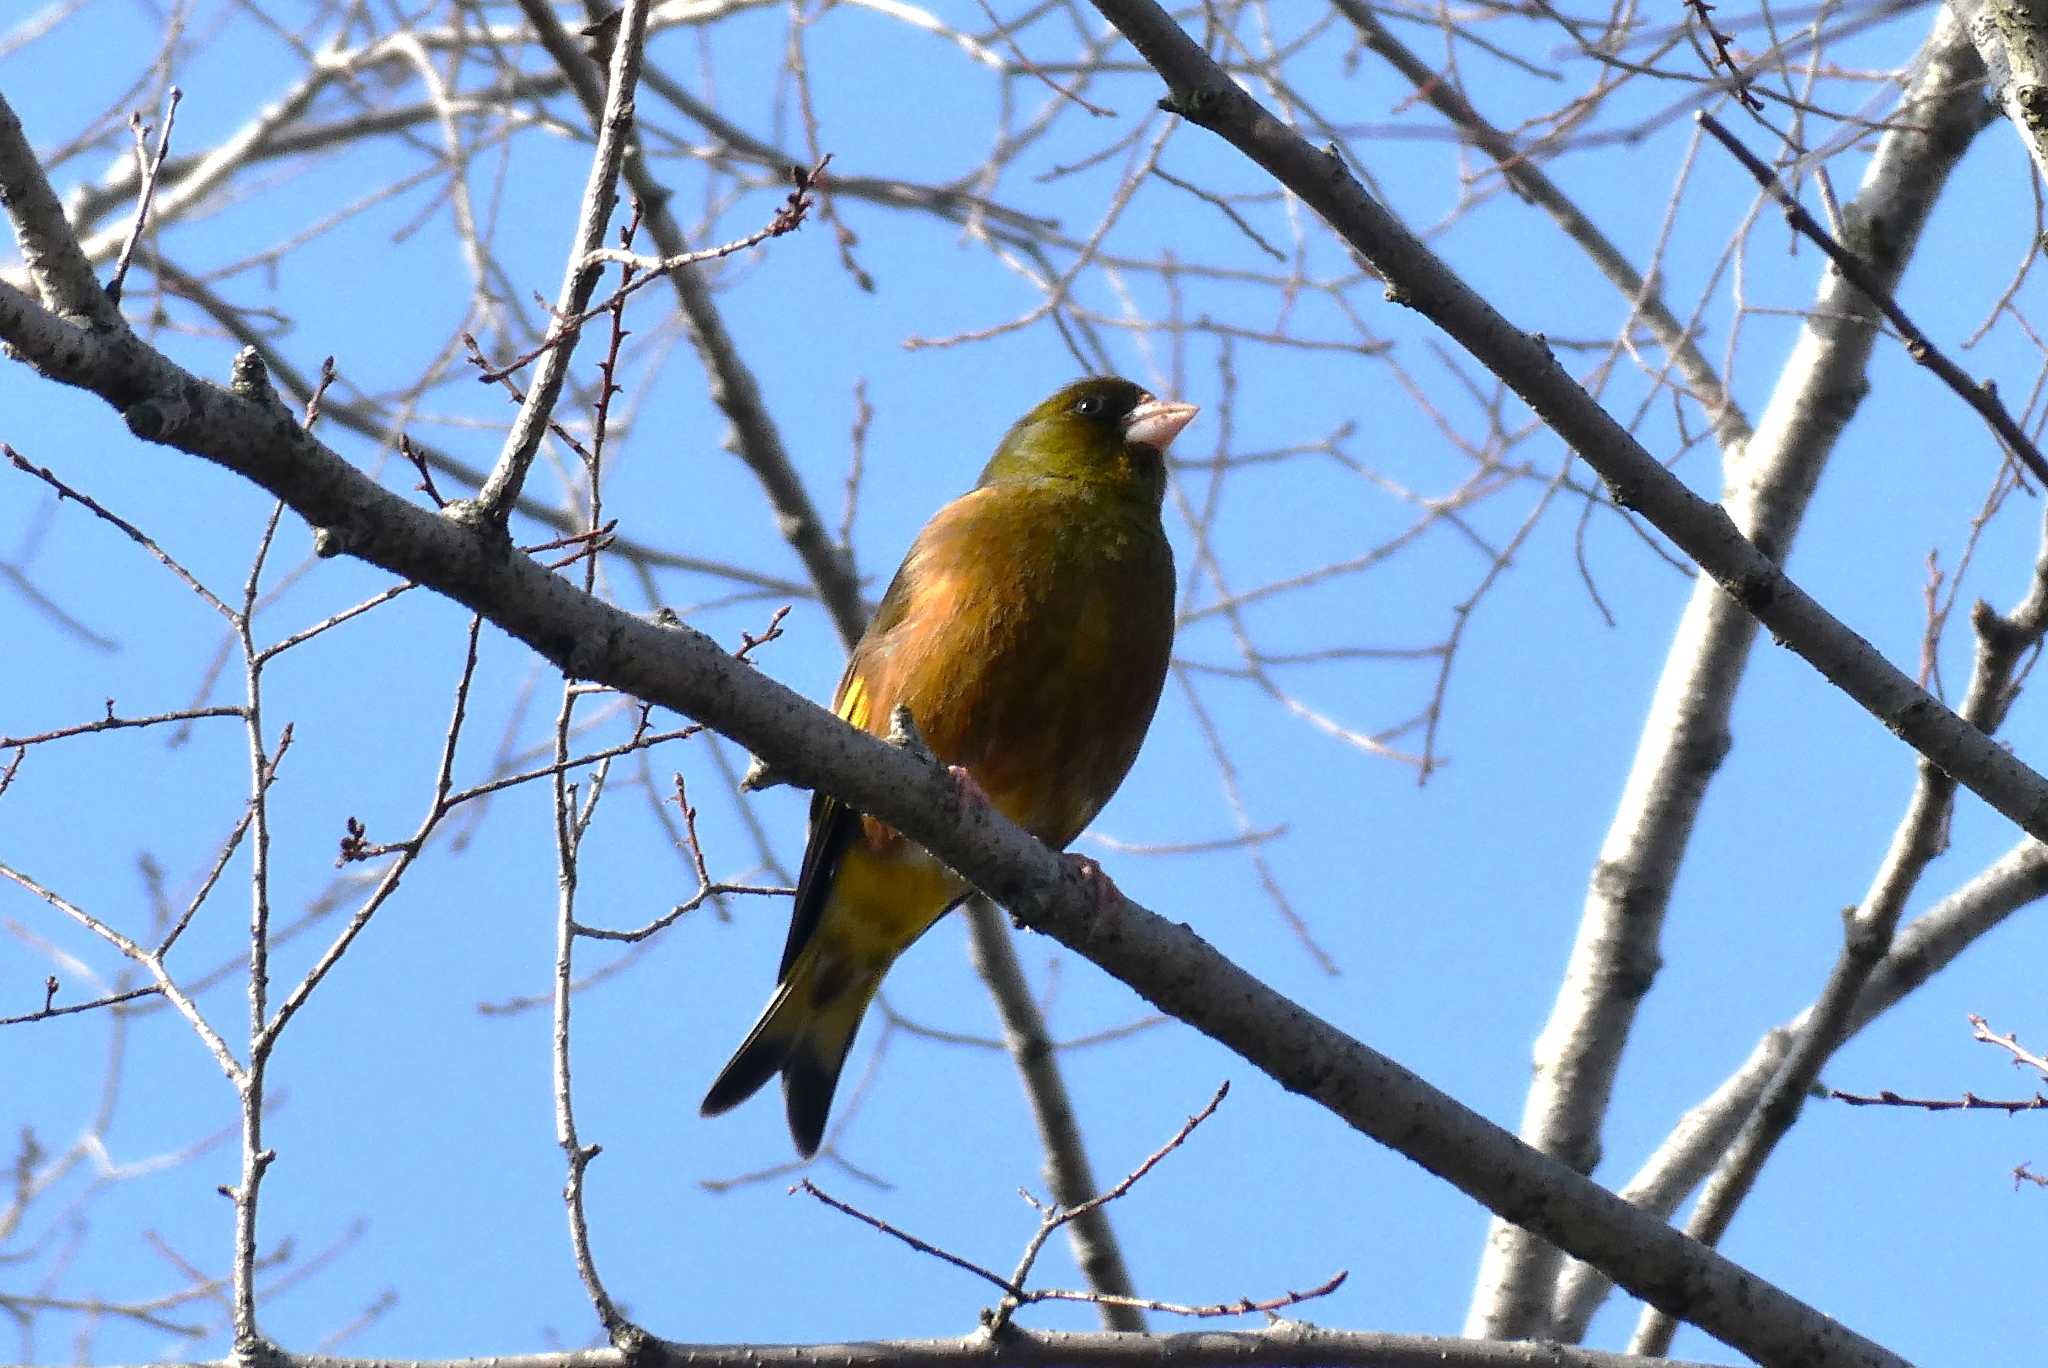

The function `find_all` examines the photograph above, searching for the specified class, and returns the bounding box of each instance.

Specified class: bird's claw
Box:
[1063,853,1122,913]
[945,764,993,820]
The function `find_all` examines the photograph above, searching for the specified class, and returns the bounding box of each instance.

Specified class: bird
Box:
[699,376,1198,1157]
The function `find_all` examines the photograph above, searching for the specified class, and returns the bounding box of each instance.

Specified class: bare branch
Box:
[469,0,655,525]
[0,61,1990,1360]
[127,1326,1742,1367]
[965,895,1146,1331]
[105,87,181,306]
[1699,111,2048,487]
[1467,8,1991,1331]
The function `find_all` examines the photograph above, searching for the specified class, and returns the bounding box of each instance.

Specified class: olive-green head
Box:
[976,376,1198,505]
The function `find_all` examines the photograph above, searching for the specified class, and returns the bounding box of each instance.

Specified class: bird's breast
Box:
[871,485,1175,848]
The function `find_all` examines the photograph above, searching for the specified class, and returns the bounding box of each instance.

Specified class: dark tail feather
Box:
[783,1027,860,1158]
[702,943,882,1156]
[700,981,799,1118]
[780,960,881,1157]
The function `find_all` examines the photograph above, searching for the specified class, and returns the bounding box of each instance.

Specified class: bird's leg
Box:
[889,703,990,820]
[944,764,993,820]
[1005,854,1123,931]
[1063,853,1124,914]
[884,700,987,821]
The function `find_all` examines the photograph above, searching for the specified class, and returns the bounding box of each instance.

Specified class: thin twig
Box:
[1698,111,2048,488]
[6,446,234,620]
[0,704,245,747]
[1826,1087,2048,1112]
[105,87,181,305]
[480,163,825,383]
[468,0,655,525]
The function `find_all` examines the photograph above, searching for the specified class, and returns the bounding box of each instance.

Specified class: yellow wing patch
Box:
[835,672,873,731]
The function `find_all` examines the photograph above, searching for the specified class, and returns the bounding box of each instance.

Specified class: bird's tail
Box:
[698,941,882,1158]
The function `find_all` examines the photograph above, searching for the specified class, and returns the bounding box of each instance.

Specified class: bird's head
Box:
[976,377,1198,505]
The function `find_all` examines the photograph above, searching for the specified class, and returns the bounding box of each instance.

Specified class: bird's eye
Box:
[1071,394,1106,418]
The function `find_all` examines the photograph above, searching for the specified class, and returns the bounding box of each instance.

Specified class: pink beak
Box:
[1123,398,1199,453]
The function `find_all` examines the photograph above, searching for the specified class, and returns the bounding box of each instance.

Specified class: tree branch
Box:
[106,1326,1737,1368]
[0,96,117,325]
[1328,0,1749,453]
[1457,8,1990,1333]
[1549,832,2048,1335]
[535,0,1140,1317]
[1954,0,2048,184]
[468,0,652,524]
[0,65,1955,1368]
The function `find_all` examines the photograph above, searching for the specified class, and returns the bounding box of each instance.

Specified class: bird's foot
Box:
[1063,853,1124,914]
[944,764,994,821]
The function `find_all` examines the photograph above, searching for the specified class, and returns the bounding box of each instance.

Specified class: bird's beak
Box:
[1123,398,1199,453]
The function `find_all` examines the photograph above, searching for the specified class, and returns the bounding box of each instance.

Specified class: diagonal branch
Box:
[469,0,653,525]
[1461,8,1990,1335]
[1548,831,2048,1336]
[0,70,1994,1365]
[1698,111,2048,487]
[528,0,1146,1319]
[0,256,1910,1368]
[1329,0,1749,452]
[0,95,119,325]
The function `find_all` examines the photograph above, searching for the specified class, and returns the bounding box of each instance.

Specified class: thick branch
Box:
[1329,0,1748,452]
[1955,0,2048,183]
[1549,831,2048,1335]
[0,246,1919,1368]
[0,95,117,324]
[0,296,1916,1365]
[0,74,1958,1368]
[1459,8,1988,1334]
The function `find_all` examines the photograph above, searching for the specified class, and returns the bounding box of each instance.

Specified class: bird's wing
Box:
[771,551,925,981]
[773,683,867,980]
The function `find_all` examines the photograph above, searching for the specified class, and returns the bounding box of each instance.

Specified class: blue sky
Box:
[5,2,2048,1364]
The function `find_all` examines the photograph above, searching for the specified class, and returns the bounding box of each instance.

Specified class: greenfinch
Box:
[700,376,1198,1156]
